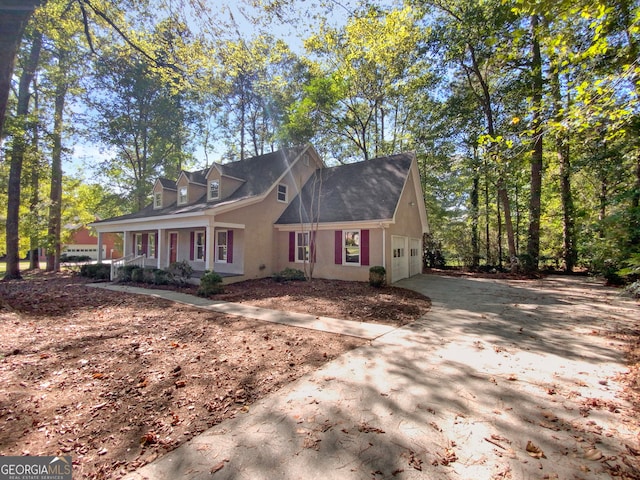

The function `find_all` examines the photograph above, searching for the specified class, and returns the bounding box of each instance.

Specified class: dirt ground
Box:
[0,272,430,479]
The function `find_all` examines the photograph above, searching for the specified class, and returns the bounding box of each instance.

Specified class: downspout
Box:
[380,223,387,274]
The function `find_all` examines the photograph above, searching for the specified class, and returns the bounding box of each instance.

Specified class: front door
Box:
[169,232,178,263]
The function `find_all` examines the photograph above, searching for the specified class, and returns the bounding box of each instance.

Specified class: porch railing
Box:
[110,254,147,280]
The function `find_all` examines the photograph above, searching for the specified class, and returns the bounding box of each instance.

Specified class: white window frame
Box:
[216,230,228,263]
[343,229,361,265]
[194,230,205,261]
[277,183,288,203]
[178,186,188,205]
[208,179,220,200]
[153,192,162,209]
[296,231,309,263]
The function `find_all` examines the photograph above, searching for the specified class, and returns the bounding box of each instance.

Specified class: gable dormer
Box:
[152,178,177,209]
[176,169,207,205]
[206,163,245,202]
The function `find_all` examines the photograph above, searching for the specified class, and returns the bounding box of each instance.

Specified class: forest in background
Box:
[0,0,638,283]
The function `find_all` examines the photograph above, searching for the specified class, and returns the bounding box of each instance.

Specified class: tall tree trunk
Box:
[526,14,544,273]
[550,49,576,272]
[471,146,480,269]
[599,176,607,238]
[498,178,516,269]
[29,80,41,270]
[484,156,491,265]
[465,45,517,267]
[46,50,68,272]
[4,30,42,280]
[0,1,42,135]
[497,190,503,269]
[619,0,640,244]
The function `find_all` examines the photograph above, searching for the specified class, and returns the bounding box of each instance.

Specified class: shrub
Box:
[80,263,111,281]
[272,267,306,282]
[198,271,224,297]
[369,266,386,287]
[131,267,145,283]
[153,269,171,285]
[117,264,140,282]
[166,260,193,286]
[61,254,92,263]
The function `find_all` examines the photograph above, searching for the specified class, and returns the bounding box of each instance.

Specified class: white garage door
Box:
[391,235,409,283]
[410,238,422,277]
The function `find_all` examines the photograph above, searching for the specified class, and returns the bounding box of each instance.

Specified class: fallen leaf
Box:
[358,422,385,434]
[526,440,546,459]
[140,431,159,446]
[210,459,229,474]
[584,447,603,461]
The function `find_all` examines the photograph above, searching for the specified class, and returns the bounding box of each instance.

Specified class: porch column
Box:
[157,229,163,269]
[123,231,130,258]
[97,232,104,263]
[206,224,213,271]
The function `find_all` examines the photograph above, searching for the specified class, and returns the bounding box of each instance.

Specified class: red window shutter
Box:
[361,229,370,266]
[141,234,148,256]
[155,233,159,256]
[334,230,342,264]
[289,232,295,262]
[311,231,317,263]
[189,231,194,260]
[203,231,206,261]
[227,230,233,263]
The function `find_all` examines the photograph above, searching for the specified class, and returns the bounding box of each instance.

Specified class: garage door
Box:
[391,235,409,283]
[410,238,422,277]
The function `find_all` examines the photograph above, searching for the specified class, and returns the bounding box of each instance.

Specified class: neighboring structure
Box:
[39,226,121,261]
[91,144,429,283]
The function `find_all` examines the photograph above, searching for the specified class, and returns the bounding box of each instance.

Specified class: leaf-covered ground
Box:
[0,272,429,479]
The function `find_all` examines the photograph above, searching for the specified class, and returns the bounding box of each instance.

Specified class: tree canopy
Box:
[1,0,639,279]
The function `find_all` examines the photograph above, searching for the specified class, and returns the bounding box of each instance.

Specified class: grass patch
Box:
[0,261,32,275]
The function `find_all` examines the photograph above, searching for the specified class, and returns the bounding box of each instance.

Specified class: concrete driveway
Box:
[126,274,639,480]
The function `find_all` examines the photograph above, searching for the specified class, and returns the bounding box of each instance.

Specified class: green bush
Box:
[198,271,224,297]
[272,267,306,282]
[153,269,170,285]
[61,254,92,263]
[166,260,193,286]
[369,266,386,287]
[117,264,140,282]
[131,267,145,283]
[79,263,111,280]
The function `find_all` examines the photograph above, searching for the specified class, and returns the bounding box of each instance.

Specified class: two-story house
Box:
[91,144,429,283]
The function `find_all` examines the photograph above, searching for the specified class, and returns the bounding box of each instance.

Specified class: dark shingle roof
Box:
[276,153,413,225]
[158,178,176,190]
[94,147,306,224]
[182,169,207,185]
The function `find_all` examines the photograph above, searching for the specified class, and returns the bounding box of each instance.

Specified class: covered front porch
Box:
[93,216,245,279]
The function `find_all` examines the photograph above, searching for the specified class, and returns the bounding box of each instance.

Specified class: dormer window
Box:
[209,179,220,200]
[153,192,162,209]
[277,184,288,203]
[178,186,188,205]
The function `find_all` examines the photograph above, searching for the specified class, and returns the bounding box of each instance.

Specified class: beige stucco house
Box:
[91,144,429,283]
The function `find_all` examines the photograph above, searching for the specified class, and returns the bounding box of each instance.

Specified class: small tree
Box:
[298,168,322,280]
